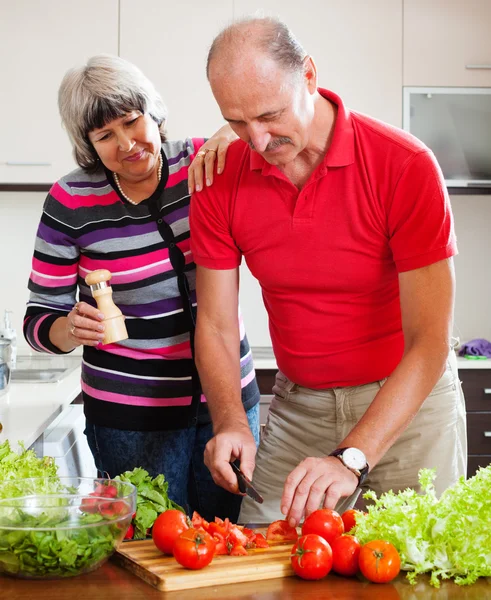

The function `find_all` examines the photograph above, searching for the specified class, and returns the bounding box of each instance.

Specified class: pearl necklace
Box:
[113,153,162,205]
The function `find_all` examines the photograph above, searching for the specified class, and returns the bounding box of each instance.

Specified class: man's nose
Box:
[247,124,271,153]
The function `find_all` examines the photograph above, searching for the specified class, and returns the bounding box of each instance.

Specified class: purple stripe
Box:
[77,222,156,245]
[38,222,74,246]
[120,297,183,317]
[240,351,253,366]
[83,364,190,389]
[167,149,189,167]
[67,180,109,189]
[165,206,189,225]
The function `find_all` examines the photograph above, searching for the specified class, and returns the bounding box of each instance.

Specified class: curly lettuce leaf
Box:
[354,466,491,587]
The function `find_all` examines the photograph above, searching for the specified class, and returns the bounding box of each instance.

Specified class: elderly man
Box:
[190,17,466,527]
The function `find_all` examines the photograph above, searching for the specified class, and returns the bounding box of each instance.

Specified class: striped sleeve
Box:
[24,183,80,354]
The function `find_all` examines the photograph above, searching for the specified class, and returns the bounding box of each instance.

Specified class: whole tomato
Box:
[266,519,298,542]
[173,528,216,570]
[291,534,333,580]
[359,540,401,583]
[341,509,365,533]
[330,534,361,577]
[302,508,344,546]
[152,509,189,555]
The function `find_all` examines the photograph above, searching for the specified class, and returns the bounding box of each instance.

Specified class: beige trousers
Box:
[239,350,467,524]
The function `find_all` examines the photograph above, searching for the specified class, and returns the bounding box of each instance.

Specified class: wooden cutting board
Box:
[112,539,294,592]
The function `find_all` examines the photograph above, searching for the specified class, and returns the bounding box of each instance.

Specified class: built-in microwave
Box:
[402,87,491,188]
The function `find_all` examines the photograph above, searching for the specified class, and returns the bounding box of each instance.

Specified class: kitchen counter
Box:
[0,361,81,450]
[252,347,491,371]
[1,561,490,599]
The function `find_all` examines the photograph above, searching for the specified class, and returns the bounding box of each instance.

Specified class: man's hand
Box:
[204,426,257,494]
[280,456,359,527]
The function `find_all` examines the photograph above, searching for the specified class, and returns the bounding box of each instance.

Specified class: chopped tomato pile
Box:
[191,511,269,556]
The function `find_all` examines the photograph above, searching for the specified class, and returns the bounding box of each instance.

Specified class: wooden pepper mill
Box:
[85,269,128,345]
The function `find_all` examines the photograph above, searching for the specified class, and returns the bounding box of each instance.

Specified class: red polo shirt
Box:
[190,89,457,389]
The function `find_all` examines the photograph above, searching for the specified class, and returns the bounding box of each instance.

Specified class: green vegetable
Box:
[0,440,58,483]
[355,465,491,587]
[115,467,184,539]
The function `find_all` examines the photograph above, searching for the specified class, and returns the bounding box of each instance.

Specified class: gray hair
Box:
[206,17,307,79]
[58,55,168,172]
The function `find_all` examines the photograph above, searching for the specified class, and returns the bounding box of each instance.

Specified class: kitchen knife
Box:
[231,460,264,504]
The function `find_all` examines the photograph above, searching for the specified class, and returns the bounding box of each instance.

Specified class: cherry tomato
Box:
[331,534,361,577]
[302,508,344,545]
[152,509,189,555]
[266,520,298,542]
[124,523,135,540]
[173,528,216,570]
[359,540,401,583]
[341,509,364,533]
[290,534,333,580]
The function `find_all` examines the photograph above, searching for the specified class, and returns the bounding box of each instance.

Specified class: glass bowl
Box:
[0,477,136,579]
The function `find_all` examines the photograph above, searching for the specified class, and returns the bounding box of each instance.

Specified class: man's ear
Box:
[303,56,318,93]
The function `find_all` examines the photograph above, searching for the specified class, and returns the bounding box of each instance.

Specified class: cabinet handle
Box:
[2,161,52,167]
[484,389,491,394]
[465,64,491,70]
[485,432,491,438]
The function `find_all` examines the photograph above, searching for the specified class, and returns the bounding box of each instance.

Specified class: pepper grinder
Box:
[85,269,128,345]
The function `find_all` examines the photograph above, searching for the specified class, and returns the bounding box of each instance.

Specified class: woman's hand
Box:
[188,124,238,194]
[49,302,106,352]
[67,302,106,347]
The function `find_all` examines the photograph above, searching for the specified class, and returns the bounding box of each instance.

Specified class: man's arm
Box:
[195,265,257,492]
[281,257,455,526]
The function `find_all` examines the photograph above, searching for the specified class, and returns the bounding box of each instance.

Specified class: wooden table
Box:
[2,560,490,599]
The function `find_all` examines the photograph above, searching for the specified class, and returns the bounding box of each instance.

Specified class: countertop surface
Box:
[1,560,490,599]
[0,355,81,450]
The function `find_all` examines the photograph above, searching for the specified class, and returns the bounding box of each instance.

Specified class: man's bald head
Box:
[206,17,307,82]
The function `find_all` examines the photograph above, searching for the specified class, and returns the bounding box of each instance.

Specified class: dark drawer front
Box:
[255,370,277,395]
[467,456,491,479]
[459,369,491,411]
[467,413,491,454]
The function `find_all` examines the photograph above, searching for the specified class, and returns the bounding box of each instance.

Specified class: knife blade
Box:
[231,460,264,504]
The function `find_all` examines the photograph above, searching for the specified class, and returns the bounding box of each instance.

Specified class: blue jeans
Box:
[84,403,260,523]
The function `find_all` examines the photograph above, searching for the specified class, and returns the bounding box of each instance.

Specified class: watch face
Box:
[343,448,367,470]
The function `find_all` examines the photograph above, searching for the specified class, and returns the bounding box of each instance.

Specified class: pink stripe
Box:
[167,168,189,188]
[81,248,170,274]
[82,381,193,407]
[30,271,77,288]
[115,261,173,284]
[102,341,192,360]
[32,257,76,277]
[51,182,120,208]
[33,314,54,353]
[241,369,256,388]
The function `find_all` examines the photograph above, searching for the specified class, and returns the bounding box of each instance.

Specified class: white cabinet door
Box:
[0,1,118,184]
[233,0,403,127]
[120,0,233,141]
[404,0,491,86]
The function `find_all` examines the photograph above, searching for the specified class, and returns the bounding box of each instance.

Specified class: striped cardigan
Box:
[24,138,259,431]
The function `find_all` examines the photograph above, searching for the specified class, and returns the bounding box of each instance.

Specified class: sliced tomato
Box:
[228,525,249,547]
[229,543,248,556]
[191,511,209,532]
[212,533,228,555]
[266,520,298,542]
[253,533,269,548]
[208,521,227,538]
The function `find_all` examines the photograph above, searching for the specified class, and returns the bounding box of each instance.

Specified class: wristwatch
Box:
[329,447,369,486]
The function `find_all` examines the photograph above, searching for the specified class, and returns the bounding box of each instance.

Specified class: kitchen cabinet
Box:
[119,0,233,142]
[0,0,118,184]
[235,0,403,127]
[403,0,491,86]
[459,368,491,477]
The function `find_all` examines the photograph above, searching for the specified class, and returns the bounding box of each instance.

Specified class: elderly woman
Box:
[23,55,259,522]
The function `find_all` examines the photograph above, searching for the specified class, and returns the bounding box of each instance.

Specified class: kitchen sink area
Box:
[11,354,82,383]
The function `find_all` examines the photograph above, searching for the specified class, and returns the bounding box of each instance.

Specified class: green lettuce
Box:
[115,467,184,539]
[0,440,58,485]
[355,465,491,587]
